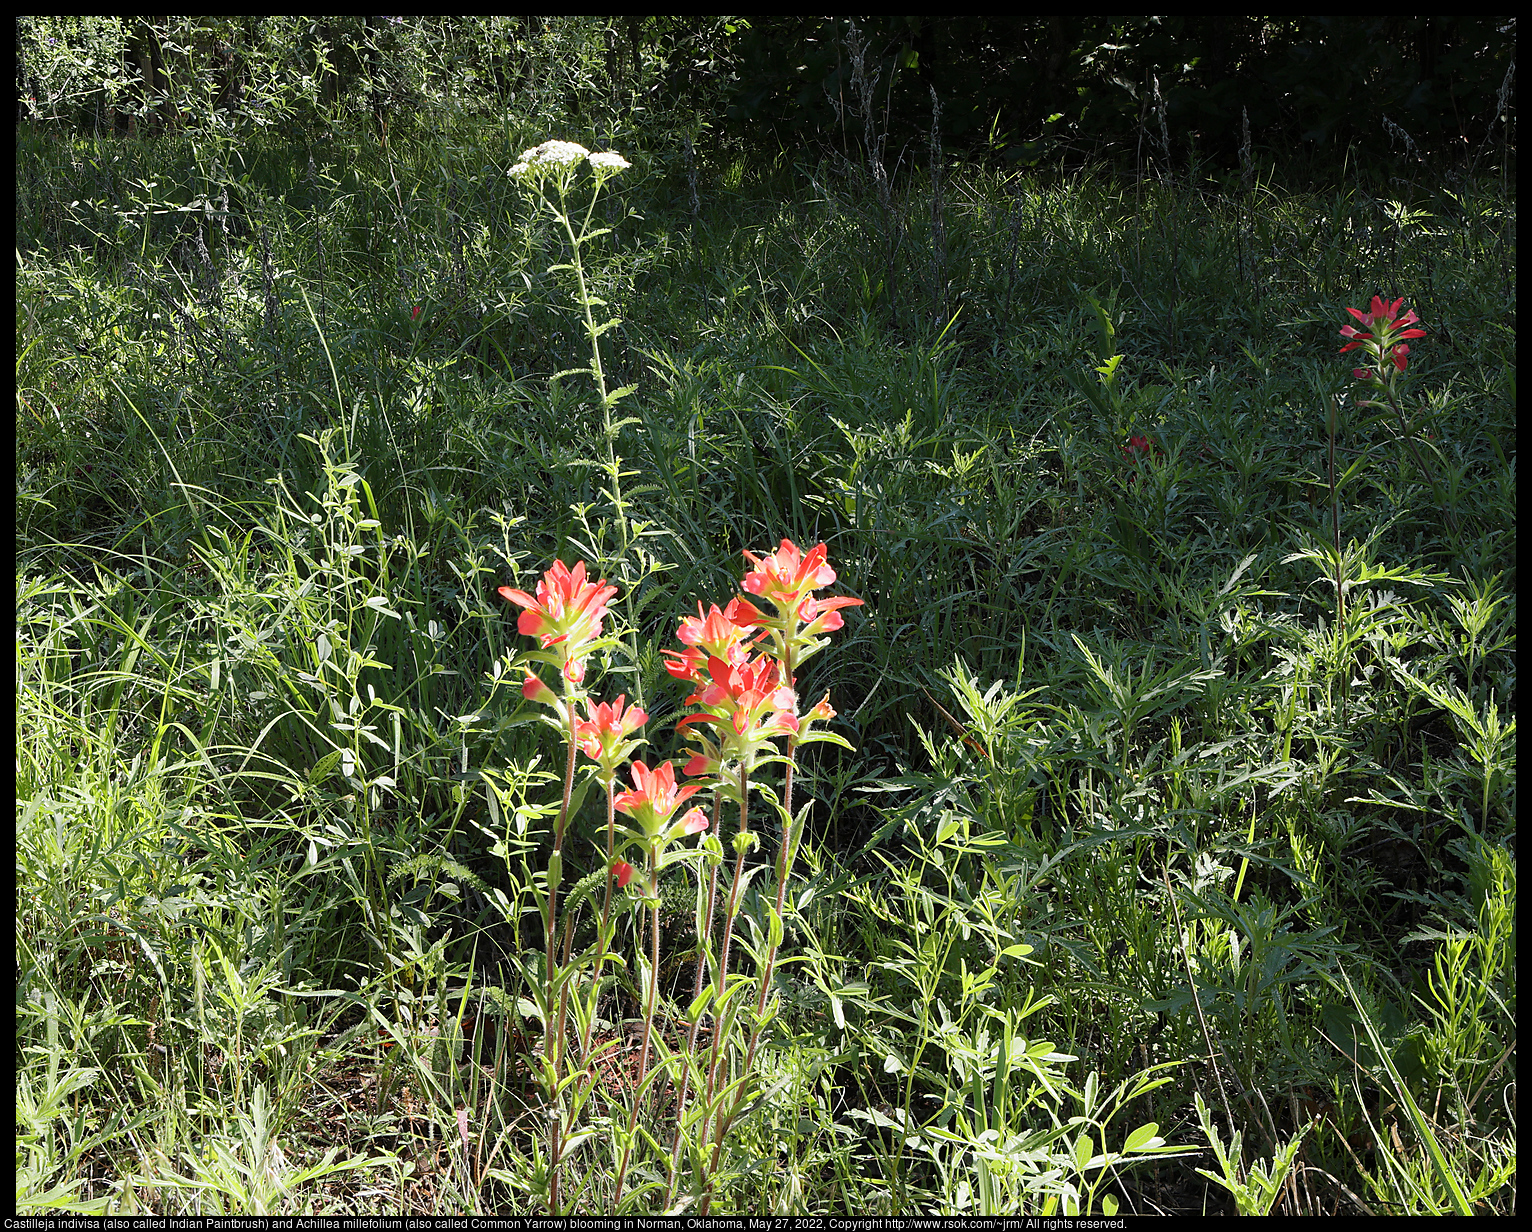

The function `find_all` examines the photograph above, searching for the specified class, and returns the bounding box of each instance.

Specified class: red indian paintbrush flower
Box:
[690,654,797,733]
[674,651,799,778]
[575,694,648,771]
[1123,434,1157,486]
[1340,296,1426,384]
[731,540,864,643]
[1339,296,1426,343]
[674,540,859,780]
[613,759,706,837]
[740,540,837,611]
[678,598,759,657]
[611,860,635,889]
[664,599,760,686]
[805,692,836,723]
[499,560,617,684]
[523,671,559,706]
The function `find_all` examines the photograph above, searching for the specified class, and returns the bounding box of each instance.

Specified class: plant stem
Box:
[578,782,620,1064]
[700,762,752,1154]
[551,175,644,705]
[1327,398,1349,723]
[1327,397,1345,631]
[749,643,799,1038]
[704,643,803,1210]
[543,695,580,1214]
[663,792,725,1208]
[613,847,662,1206]
[555,184,619,479]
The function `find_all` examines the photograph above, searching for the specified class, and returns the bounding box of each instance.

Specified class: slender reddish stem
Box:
[663,791,724,1206]
[578,781,620,1064]
[613,846,663,1206]
[544,695,579,1214]
[703,636,804,1212]
[700,762,752,1144]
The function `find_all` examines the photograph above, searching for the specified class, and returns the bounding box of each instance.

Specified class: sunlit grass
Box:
[16,120,1515,1214]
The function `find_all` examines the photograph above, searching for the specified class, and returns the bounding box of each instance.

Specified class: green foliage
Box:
[15,17,745,152]
[15,70,1514,1215]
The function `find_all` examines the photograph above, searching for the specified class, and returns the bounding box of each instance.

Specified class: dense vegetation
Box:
[16,16,1516,1216]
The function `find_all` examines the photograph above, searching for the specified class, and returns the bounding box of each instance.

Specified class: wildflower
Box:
[509,140,593,181]
[499,560,617,684]
[678,598,757,656]
[741,540,837,610]
[673,544,859,780]
[1340,296,1426,388]
[690,654,798,734]
[665,599,760,685]
[1352,343,1413,382]
[521,139,591,167]
[1123,434,1157,485]
[1339,296,1426,346]
[675,652,799,778]
[588,151,631,175]
[523,671,560,707]
[732,539,864,648]
[611,860,635,889]
[575,694,649,775]
[613,759,706,839]
[411,305,422,320]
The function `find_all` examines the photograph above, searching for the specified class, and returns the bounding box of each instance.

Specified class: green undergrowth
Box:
[17,120,1515,1214]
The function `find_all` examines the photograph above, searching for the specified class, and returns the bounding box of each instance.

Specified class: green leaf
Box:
[308,749,343,785]
[796,731,855,751]
[687,983,716,1023]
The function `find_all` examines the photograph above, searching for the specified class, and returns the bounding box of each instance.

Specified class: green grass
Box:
[16,117,1515,1214]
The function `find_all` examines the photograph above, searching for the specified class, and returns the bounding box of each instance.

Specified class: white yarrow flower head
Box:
[588,151,631,174]
[522,139,590,168]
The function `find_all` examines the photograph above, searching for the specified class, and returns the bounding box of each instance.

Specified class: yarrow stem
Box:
[508,139,652,714]
[507,140,634,520]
